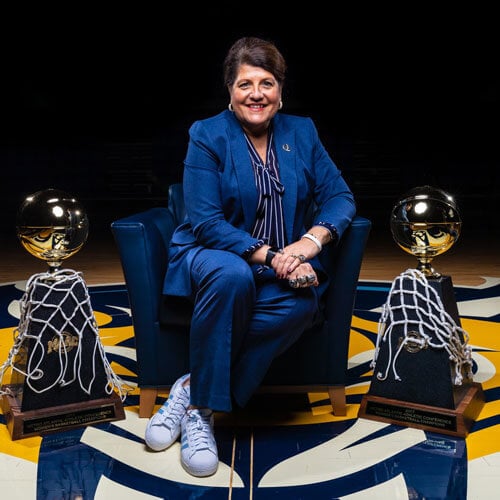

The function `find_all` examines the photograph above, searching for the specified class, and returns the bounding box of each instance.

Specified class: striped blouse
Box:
[244,129,286,251]
[241,127,338,264]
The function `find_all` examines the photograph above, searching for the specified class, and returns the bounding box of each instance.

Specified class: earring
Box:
[279,100,283,110]
[228,103,234,112]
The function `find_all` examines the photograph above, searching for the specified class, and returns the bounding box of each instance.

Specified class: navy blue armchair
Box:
[111,184,371,417]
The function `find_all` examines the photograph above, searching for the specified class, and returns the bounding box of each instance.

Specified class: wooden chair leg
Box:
[139,388,159,418]
[328,386,346,416]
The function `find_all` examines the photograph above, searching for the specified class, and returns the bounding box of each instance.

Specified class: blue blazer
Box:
[164,110,356,297]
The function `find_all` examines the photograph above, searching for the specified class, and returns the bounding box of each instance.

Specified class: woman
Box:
[145,36,356,477]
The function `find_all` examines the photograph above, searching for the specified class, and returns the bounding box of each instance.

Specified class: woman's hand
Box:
[269,250,318,285]
[286,262,319,288]
[271,238,319,280]
[255,229,326,284]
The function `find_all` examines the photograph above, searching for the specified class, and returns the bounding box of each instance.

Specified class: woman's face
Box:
[229,63,281,135]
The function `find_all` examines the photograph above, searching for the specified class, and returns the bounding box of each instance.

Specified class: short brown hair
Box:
[223,37,287,88]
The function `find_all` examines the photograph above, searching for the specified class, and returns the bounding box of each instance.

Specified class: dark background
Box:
[1,6,498,243]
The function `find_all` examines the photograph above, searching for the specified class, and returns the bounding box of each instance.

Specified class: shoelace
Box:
[156,388,189,427]
[186,411,213,451]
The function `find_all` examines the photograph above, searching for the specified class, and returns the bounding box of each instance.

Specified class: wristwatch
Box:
[265,248,278,267]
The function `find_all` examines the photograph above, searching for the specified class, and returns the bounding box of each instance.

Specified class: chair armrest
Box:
[324,215,372,381]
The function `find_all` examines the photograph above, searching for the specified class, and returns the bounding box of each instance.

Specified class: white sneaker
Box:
[144,373,190,451]
[180,408,218,477]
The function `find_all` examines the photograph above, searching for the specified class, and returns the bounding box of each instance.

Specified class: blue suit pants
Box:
[188,248,320,412]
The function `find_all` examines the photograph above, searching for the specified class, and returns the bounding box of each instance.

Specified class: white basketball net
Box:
[371,268,473,386]
[0,269,129,400]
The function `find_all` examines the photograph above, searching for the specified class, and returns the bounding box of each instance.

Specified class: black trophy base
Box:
[358,382,485,437]
[1,384,126,440]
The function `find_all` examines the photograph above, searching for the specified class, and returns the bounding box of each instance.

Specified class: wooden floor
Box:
[2,225,499,287]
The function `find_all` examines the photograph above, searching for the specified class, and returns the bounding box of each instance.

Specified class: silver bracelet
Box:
[301,233,322,251]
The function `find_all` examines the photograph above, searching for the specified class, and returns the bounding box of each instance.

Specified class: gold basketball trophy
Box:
[358,186,484,437]
[0,189,128,440]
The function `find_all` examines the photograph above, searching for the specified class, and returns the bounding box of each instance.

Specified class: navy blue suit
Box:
[164,110,356,411]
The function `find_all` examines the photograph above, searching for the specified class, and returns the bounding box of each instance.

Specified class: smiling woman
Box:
[138,35,358,478]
